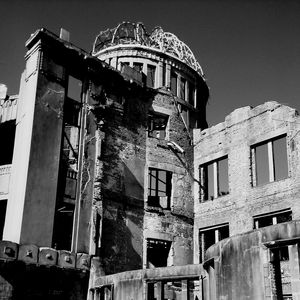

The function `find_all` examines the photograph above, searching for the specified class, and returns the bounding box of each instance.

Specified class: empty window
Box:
[0,120,16,165]
[199,224,229,263]
[254,209,292,229]
[148,113,168,140]
[147,238,171,268]
[67,75,82,103]
[133,62,143,72]
[147,65,156,88]
[170,71,177,96]
[147,278,200,300]
[180,78,186,100]
[269,246,292,299]
[180,105,189,128]
[99,285,113,300]
[251,135,288,186]
[148,168,172,209]
[0,200,7,240]
[188,82,195,106]
[199,156,229,201]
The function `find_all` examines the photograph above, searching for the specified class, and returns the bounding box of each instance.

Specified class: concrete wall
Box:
[193,101,300,263]
[204,220,300,300]
[90,264,204,300]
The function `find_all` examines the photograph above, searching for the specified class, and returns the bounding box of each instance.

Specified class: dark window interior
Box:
[254,210,292,229]
[0,200,7,240]
[148,113,168,140]
[170,72,177,96]
[147,65,156,88]
[148,168,172,209]
[0,121,16,165]
[201,156,229,201]
[147,238,171,268]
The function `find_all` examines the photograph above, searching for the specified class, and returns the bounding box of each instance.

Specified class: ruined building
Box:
[0,22,299,300]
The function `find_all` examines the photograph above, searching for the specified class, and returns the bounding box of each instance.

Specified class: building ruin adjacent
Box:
[0,22,299,300]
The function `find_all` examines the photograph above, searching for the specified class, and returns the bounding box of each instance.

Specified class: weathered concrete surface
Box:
[92,264,204,300]
[205,220,300,300]
[194,102,300,263]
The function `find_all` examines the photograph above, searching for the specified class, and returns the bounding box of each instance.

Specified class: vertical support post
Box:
[288,244,300,299]
[215,229,219,243]
[213,161,218,199]
[156,282,163,300]
[268,141,275,182]
[176,74,181,98]
[251,147,257,186]
[182,280,188,300]
[166,64,171,88]
[158,61,164,88]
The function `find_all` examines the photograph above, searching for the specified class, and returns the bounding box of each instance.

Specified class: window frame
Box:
[147,168,172,209]
[253,209,292,229]
[199,155,229,202]
[251,134,288,187]
[199,223,229,263]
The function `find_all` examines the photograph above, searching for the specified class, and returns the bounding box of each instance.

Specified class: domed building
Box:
[93,21,209,130]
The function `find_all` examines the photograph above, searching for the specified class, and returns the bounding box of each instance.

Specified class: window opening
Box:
[180,78,186,100]
[180,105,189,128]
[188,82,195,106]
[133,62,143,73]
[200,156,229,201]
[170,71,177,96]
[67,76,82,103]
[0,120,16,165]
[162,63,166,86]
[147,65,156,88]
[251,135,288,186]
[148,168,172,209]
[270,246,292,299]
[254,209,292,229]
[199,224,229,263]
[147,278,200,300]
[148,113,168,140]
[52,75,82,250]
[0,200,7,240]
[99,285,113,300]
[147,238,171,268]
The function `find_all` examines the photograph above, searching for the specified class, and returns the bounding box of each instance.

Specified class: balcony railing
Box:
[0,164,11,199]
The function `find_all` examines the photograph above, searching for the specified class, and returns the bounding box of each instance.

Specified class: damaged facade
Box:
[0,22,299,300]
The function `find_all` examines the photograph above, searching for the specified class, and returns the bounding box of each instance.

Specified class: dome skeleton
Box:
[93,22,204,76]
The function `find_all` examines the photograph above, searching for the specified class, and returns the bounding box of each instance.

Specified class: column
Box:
[288,244,300,299]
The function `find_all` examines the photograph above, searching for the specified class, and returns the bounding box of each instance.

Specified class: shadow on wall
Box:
[100,204,144,274]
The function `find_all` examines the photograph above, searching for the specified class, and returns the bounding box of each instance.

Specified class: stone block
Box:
[39,247,58,266]
[58,250,76,269]
[76,253,90,270]
[0,241,18,260]
[18,244,38,264]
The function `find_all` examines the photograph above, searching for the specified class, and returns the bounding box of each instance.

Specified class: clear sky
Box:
[0,0,299,126]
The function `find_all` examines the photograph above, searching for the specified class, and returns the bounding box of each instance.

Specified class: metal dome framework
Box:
[93,22,203,75]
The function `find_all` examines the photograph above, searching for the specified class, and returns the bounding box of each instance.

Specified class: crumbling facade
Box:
[0,22,300,300]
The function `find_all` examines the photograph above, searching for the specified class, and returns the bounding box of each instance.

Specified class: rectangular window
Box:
[251,135,288,186]
[254,209,292,229]
[133,62,143,73]
[188,82,195,106]
[148,113,168,140]
[147,238,171,268]
[147,65,156,88]
[199,156,229,201]
[67,75,82,103]
[148,168,172,209]
[0,200,7,240]
[170,71,177,96]
[269,246,292,299]
[180,78,186,100]
[0,121,16,165]
[199,224,229,263]
[147,278,200,300]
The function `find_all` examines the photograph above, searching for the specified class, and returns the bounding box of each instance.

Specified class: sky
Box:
[0,0,299,126]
